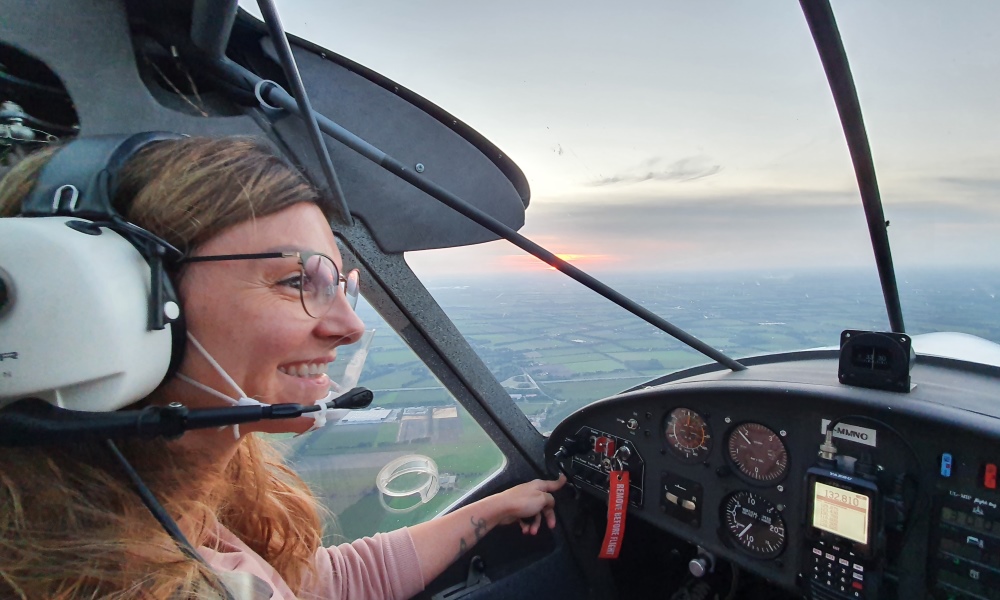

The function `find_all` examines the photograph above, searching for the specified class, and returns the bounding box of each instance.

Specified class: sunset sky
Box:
[242,1,1000,278]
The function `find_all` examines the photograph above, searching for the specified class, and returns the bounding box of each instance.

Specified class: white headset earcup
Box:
[0,217,174,411]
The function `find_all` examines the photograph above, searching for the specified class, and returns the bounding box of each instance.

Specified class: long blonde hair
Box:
[0,137,330,598]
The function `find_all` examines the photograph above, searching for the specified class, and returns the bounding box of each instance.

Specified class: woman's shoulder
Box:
[201,522,424,600]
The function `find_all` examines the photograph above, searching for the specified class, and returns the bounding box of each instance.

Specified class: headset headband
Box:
[23,132,184,221]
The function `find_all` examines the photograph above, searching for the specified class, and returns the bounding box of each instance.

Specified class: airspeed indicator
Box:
[721,490,786,559]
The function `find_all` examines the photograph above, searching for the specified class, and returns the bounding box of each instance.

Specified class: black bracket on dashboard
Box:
[838,330,915,393]
[431,556,491,600]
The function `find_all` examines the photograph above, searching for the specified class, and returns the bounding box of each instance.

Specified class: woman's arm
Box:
[407,475,566,584]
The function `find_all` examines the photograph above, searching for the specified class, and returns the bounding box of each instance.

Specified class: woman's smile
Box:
[277,360,334,379]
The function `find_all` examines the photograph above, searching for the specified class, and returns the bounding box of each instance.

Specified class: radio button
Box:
[985,463,997,490]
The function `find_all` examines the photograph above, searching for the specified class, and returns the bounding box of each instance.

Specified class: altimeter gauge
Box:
[727,422,789,483]
[665,407,712,462]
[721,490,786,558]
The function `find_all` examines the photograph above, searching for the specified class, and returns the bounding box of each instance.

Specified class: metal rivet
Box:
[724,417,731,424]
[780,430,787,437]
[777,485,784,492]
[415,163,425,173]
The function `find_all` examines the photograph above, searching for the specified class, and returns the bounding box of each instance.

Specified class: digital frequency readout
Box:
[812,481,870,544]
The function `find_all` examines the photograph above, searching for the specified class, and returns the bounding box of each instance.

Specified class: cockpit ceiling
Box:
[0,0,528,253]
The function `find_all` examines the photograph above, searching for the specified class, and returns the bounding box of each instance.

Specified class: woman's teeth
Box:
[278,363,330,378]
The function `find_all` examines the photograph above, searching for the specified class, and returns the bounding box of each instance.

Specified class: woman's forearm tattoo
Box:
[455,515,490,560]
[472,516,488,541]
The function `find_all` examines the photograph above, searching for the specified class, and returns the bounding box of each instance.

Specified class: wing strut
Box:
[800,0,906,334]
[255,0,352,225]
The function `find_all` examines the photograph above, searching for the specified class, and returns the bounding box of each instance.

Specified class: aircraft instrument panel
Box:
[545,352,1000,600]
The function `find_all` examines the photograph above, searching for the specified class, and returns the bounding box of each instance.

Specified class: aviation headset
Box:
[0,132,187,413]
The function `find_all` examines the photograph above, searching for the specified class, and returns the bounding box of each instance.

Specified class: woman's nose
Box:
[316,294,366,345]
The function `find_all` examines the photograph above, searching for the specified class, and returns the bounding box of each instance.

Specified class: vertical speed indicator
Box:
[665,407,712,462]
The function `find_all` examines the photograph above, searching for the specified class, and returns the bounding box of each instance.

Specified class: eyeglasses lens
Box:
[344,268,360,311]
[302,254,337,318]
[301,254,361,317]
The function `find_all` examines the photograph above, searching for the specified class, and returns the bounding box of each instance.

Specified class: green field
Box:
[284,408,507,543]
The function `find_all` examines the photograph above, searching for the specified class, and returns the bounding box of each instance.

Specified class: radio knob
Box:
[689,558,709,578]
[689,548,715,577]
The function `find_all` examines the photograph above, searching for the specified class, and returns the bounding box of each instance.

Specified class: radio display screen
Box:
[812,481,870,544]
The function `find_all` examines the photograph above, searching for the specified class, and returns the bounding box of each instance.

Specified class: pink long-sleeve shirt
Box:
[198,522,426,600]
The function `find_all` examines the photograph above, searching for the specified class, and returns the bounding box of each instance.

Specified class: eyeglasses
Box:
[181,251,360,318]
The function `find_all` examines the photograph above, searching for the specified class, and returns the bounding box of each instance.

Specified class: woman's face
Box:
[167,202,365,434]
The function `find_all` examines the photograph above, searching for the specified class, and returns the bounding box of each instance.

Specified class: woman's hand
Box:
[494,474,567,535]
[408,473,568,583]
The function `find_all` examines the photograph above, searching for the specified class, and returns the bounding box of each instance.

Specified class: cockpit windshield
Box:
[242,1,999,432]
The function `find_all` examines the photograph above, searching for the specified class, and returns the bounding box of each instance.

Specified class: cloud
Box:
[937,176,1000,191]
[589,156,722,186]
[529,189,861,236]
[515,188,1000,271]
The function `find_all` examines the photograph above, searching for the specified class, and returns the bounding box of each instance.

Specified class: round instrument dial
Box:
[721,490,786,558]
[726,422,789,483]
[665,407,712,462]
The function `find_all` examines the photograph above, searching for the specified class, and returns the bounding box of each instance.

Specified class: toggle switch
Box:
[940,453,953,478]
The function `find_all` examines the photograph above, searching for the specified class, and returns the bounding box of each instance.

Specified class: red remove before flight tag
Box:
[599,470,629,559]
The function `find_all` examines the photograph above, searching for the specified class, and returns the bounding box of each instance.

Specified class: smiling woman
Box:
[0,136,565,599]
[0,136,341,595]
